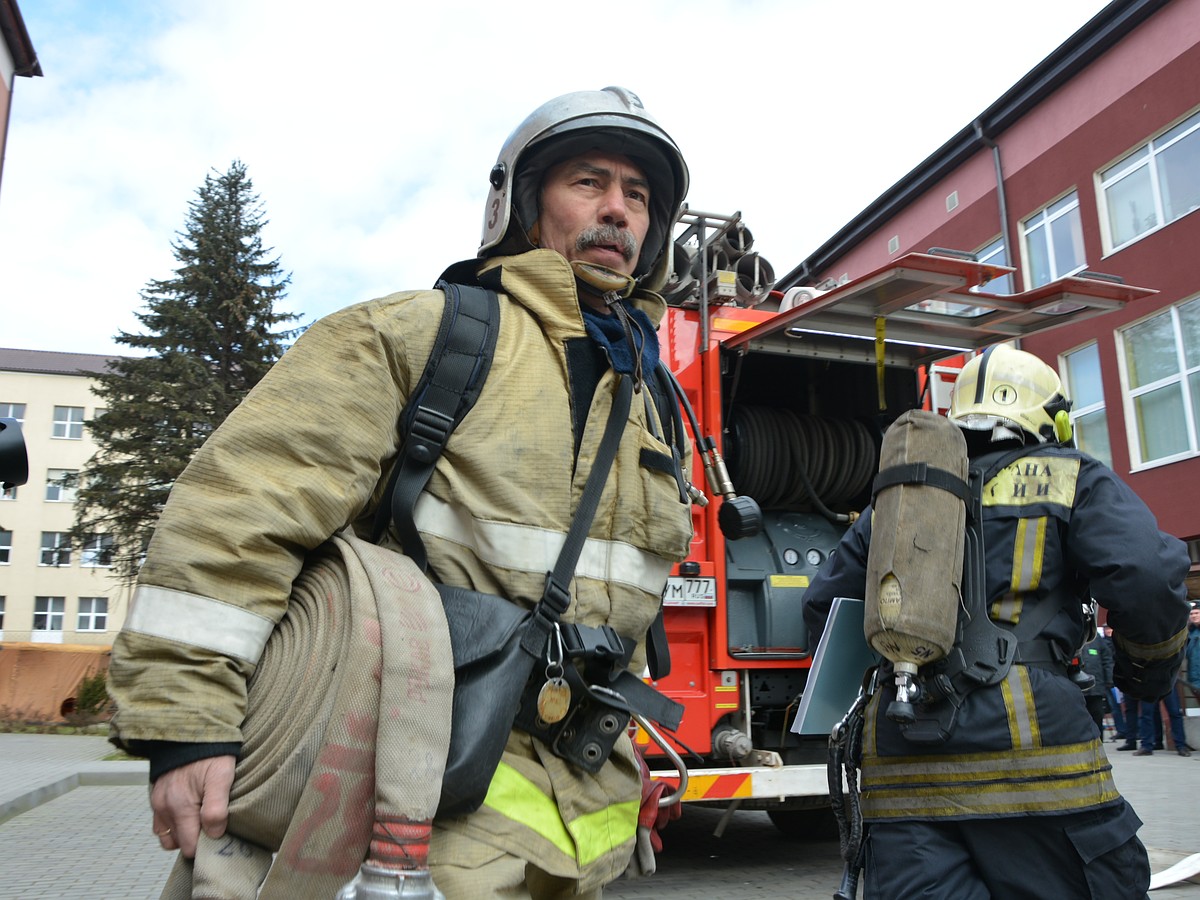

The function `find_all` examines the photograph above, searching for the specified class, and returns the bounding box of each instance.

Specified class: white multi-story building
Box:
[1,347,126,648]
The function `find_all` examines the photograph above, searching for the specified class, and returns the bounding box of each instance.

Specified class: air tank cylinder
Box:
[864,409,967,723]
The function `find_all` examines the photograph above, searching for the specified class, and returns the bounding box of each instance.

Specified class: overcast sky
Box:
[1,0,1113,357]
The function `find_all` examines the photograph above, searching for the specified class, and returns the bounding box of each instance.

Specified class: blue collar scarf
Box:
[580,302,660,377]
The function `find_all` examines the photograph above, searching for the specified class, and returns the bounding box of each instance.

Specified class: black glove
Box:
[1112,654,1180,702]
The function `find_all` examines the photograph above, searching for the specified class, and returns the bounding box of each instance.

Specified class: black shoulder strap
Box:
[370,281,499,568]
[872,462,972,506]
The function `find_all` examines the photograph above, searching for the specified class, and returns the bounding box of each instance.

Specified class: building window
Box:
[973,236,1015,295]
[1062,343,1112,469]
[81,534,115,568]
[40,532,72,567]
[1022,192,1085,288]
[34,596,65,632]
[1101,109,1200,251]
[0,529,10,564]
[0,596,5,631]
[1119,296,1200,467]
[45,469,79,503]
[77,597,109,632]
[53,406,85,440]
[0,402,25,422]
[1,484,16,501]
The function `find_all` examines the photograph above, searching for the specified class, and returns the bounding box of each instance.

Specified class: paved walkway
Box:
[1,732,1197,898]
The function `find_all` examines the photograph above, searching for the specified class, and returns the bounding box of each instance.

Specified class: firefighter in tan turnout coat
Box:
[108,87,695,898]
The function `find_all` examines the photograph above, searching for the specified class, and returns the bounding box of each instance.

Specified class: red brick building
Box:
[779,0,1200,586]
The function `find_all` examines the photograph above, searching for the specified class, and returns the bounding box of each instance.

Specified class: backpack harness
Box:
[369,280,682,770]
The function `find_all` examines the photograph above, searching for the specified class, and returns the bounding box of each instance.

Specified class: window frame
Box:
[1020,190,1087,289]
[1060,342,1113,469]
[33,596,65,632]
[45,468,79,503]
[1115,296,1200,471]
[0,529,10,564]
[77,597,109,632]
[1099,106,1200,253]
[39,532,72,567]
[0,402,25,422]
[52,406,86,440]
[80,534,115,568]
[971,235,1015,295]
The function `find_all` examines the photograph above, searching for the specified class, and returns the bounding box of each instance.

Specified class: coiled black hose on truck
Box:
[725,407,878,517]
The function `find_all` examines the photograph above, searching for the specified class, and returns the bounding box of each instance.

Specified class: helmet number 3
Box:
[488,198,501,231]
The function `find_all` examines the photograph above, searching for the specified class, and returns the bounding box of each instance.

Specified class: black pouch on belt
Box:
[514,622,684,773]
[436,584,546,817]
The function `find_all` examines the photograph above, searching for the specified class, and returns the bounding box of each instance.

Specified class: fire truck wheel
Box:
[766,806,840,840]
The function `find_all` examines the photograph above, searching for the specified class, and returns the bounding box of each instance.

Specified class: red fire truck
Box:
[641,208,1153,834]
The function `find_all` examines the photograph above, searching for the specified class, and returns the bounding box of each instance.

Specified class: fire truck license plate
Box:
[663,576,717,606]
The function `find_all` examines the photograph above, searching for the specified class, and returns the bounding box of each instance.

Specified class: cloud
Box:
[0,0,1111,354]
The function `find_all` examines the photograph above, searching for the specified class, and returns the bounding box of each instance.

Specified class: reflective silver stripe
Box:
[414,494,673,594]
[861,738,1118,818]
[1001,666,1039,749]
[1012,516,1045,592]
[862,738,1105,784]
[124,585,276,663]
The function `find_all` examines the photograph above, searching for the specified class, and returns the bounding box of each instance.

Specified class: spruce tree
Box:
[73,160,298,582]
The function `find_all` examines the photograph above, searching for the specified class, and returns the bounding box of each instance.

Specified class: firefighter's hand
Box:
[623,749,683,878]
[149,755,236,858]
[1113,654,1179,702]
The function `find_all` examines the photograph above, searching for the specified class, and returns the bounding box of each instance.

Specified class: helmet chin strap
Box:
[571,261,636,299]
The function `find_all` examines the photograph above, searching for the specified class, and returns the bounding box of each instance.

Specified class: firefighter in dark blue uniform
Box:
[804,344,1190,899]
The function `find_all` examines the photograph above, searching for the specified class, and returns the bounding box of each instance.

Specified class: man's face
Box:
[1189,607,1200,626]
[536,151,651,278]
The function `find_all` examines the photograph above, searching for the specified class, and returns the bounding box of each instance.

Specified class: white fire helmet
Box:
[478,86,689,289]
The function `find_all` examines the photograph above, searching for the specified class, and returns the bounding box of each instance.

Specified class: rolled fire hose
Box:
[160,529,454,900]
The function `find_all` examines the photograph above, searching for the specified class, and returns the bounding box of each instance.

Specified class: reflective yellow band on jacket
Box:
[482,762,638,867]
[1001,665,1041,749]
[983,457,1080,508]
[123,586,275,663]
[862,771,1120,818]
[861,738,1116,819]
[1114,626,1189,661]
[415,493,673,594]
[1010,516,1046,594]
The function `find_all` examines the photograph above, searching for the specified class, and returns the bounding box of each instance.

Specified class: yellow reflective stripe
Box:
[482,762,576,859]
[862,738,1108,784]
[414,493,673,594]
[124,585,275,663]
[568,799,639,867]
[1001,666,1040,749]
[1011,516,1046,593]
[1114,626,1188,661]
[862,772,1120,818]
[992,593,1022,624]
[861,738,1117,818]
[481,762,638,867]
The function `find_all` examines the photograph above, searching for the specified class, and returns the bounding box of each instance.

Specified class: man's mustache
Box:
[576,224,637,263]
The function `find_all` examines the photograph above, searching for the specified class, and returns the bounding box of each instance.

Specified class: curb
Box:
[0,760,147,825]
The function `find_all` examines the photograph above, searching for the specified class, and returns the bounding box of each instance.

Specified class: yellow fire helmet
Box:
[948,344,1073,444]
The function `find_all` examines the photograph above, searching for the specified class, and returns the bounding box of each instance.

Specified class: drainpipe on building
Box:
[973,119,1016,290]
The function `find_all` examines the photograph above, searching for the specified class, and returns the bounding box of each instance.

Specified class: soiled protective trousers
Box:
[430,825,603,900]
[864,800,1150,899]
